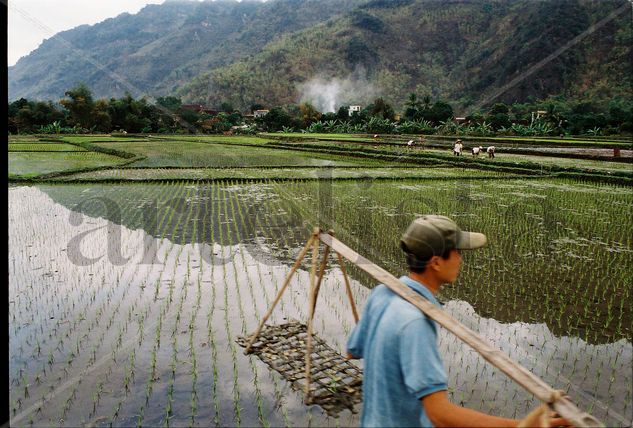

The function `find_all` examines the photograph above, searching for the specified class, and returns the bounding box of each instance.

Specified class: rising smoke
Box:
[297,68,380,113]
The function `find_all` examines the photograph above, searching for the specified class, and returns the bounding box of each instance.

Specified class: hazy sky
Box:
[8,0,171,66]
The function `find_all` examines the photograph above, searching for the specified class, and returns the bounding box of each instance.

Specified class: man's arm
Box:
[422,390,518,427]
[422,391,570,428]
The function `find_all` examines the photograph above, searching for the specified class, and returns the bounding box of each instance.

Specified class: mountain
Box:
[8,0,365,101]
[8,0,632,112]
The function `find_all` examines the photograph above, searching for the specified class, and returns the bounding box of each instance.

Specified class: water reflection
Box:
[8,186,632,427]
[36,180,633,345]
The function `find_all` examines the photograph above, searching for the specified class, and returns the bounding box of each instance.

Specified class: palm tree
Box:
[404,93,421,121]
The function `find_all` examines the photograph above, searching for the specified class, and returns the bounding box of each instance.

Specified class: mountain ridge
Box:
[8,0,632,112]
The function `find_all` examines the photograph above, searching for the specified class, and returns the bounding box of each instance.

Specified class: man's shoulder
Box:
[380,293,428,330]
[366,284,424,318]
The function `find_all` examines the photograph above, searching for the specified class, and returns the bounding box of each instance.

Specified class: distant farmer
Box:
[453,139,463,156]
[487,145,496,158]
[407,140,414,148]
[471,146,483,157]
[418,136,426,150]
[347,215,570,427]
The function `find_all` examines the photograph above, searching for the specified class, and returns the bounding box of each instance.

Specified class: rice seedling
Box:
[8,172,632,427]
[203,220,222,426]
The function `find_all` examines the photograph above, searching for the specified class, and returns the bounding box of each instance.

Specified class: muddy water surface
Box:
[9,184,632,427]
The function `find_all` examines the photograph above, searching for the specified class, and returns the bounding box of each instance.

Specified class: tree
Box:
[8,99,65,133]
[156,96,182,113]
[220,101,234,113]
[510,103,531,123]
[336,105,350,121]
[107,93,152,133]
[422,101,453,124]
[365,97,395,121]
[321,112,338,122]
[59,84,96,129]
[257,106,295,131]
[179,108,201,131]
[16,107,38,132]
[8,98,30,133]
[155,96,182,131]
[422,95,432,111]
[92,99,112,132]
[488,103,511,129]
[489,103,509,115]
[489,113,511,130]
[299,103,322,127]
[404,93,422,121]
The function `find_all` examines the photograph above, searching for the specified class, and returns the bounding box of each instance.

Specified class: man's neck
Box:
[408,271,442,295]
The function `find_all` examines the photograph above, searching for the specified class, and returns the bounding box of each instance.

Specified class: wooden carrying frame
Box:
[243,228,604,427]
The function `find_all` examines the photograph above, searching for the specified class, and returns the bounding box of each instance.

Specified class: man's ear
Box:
[427,255,441,272]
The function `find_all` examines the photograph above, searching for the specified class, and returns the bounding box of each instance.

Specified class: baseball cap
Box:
[400,215,487,259]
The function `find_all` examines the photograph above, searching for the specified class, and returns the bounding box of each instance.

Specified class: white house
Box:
[254,109,269,118]
[349,105,361,116]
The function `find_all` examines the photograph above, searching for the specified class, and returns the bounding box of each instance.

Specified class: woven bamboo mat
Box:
[237,321,363,417]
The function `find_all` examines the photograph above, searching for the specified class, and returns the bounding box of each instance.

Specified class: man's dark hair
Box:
[403,244,452,273]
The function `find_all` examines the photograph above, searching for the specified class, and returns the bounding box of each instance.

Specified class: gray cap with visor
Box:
[400,215,487,259]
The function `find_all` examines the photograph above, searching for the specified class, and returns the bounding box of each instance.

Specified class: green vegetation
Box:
[44,166,511,183]
[266,132,632,148]
[262,141,633,185]
[8,143,88,152]
[8,134,631,185]
[8,152,124,177]
[149,135,272,145]
[88,140,384,168]
[177,1,631,114]
[8,84,633,137]
[7,121,632,427]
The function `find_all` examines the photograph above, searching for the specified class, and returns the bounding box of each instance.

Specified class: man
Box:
[346,215,568,427]
[453,139,463,156]
[487,145,496,158]
[472,146,483,156]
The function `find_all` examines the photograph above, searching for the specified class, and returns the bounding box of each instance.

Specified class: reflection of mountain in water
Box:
[38,183,311,247]
[37,182,409,286]
[37,181,632,345]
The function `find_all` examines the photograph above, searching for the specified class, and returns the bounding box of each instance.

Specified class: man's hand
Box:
[517,404,571,428]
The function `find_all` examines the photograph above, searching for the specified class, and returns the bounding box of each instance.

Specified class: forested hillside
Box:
[8,0,632,112]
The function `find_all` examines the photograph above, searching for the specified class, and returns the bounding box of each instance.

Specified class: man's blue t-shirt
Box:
[347,276,448,427]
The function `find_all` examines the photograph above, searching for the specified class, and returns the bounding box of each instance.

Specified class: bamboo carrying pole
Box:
[318,231,604,428]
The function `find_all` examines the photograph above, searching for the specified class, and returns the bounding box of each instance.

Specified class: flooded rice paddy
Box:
[54,166,503,181]
[9,179,633,427]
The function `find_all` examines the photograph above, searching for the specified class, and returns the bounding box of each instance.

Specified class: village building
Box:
[349,105,361,116]
[531,110,548,122]
[253,109,270,118]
